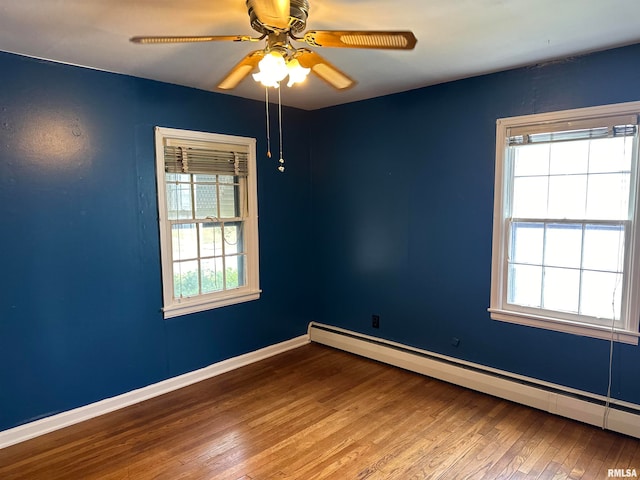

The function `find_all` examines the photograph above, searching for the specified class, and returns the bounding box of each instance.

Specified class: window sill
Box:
[163,289,261,319]
[488,308,639,345]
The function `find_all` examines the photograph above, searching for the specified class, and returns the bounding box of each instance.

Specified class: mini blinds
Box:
[164,145,249,177]
[507,114,638,146]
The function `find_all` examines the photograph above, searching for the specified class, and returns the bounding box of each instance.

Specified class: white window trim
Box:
[155,126,261,319]
[489,102,640,345]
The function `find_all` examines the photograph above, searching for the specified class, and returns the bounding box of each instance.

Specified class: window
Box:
[155,127,260,318]
[489,102,640,344]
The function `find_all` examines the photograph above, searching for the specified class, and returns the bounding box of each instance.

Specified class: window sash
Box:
[166,174,245,222]
[170,218,246,295]
[504,219,627,326]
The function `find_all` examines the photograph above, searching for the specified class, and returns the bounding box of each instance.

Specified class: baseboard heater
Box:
[308,322,640,439]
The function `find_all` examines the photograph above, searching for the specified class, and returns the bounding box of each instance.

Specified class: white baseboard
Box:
[0,335,310,450]
[308,322,640,439]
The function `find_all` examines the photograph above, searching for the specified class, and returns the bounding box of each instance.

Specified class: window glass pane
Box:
[585,173,629,220]
[582,224,624,272]
[225,255,245,289]
[544,223,582,269]
[542,267,580,313]
[580,271,622,320]
[548,175,587,219]
[166,173,190,183]
[219,175,236,184]
[193,174,217,183]
[223,224,243,255]
[510,222,543,265]
[167,182,192,220]
[588,137,633,174]
[508,264,542,307]
[173,260,199,298]
[172,224,198,260]
[201,257,224,294]
[513,144,550,176]
[219,184,239,218]
[549,139,589,175]
[194,183,218,218]
[512,177,548,218]
[200,223,223,258]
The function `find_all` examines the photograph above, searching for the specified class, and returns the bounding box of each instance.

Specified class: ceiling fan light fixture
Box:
[252,50,310,88]
[252,51,288,87]
[285,58,310,87]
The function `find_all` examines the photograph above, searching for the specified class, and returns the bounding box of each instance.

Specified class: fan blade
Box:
[296,49,355,90]
[217,50,265,90]
[302,30,417,50]
[246,0,291,30]
[130,35,258,44]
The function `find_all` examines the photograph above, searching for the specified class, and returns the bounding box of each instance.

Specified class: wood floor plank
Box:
[1,343,639,480]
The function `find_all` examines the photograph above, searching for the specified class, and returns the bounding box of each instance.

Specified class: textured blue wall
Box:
[0,52,313,430]
[3,42,640,433]
[310,43,640,404]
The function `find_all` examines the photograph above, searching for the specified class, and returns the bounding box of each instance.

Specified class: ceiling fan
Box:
[130,0,417,91]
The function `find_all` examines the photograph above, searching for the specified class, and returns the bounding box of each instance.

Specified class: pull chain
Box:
[278,86,285,172]
[265,87,271,159]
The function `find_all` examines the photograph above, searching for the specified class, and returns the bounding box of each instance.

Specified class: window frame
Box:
[155,126,260,319]
[489,102,640,345]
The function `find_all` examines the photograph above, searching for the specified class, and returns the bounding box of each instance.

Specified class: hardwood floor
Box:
[1,343,639,479]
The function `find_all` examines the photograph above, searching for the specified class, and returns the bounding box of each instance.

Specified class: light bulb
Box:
[253,52,288,88]
[286,58,311,87]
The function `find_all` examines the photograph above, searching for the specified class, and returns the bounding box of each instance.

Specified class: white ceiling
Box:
[1,0,640,110]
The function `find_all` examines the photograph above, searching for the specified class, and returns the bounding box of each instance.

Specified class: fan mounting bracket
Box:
[246,0,310,35]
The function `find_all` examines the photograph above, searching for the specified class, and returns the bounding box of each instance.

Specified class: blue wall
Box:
[3,42,640,432]
[310,43,640,404]
[0,52,313,431]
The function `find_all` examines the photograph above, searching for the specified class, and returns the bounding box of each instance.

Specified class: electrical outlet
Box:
[372,314,380,328]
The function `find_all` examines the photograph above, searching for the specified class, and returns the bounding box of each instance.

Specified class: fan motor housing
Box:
[246,0,309,34]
